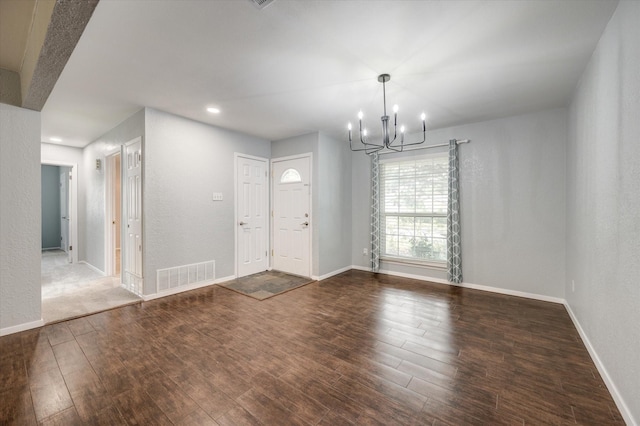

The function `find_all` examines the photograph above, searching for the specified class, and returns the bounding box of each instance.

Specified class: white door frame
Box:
[104,147,122,279]
[41,160,78,264]
[270,153,313,277]
[234,153,269,278]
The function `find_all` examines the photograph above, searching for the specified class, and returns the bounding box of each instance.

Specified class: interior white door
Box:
[124,138,143,293]
[59,169,70,261]
[272,156,311,277]
[236,155,268,277]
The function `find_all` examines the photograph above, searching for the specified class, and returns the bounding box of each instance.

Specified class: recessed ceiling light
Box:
[206,107,220,114]
[50,137,62,142]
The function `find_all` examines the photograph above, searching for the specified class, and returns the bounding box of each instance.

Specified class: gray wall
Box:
[272,133,320,276]
[143,108,271,295]
[82,108,145,272]
[0,103,41,332]
[317,132,352,276]
[352,108,567,299]
[41,165,61,249]
[271,132,353,277]
[566,1,639,422]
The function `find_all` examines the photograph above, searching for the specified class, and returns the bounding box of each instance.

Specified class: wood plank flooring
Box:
[0,270,623,425]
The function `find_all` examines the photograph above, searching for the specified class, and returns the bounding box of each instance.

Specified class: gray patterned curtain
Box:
[371,152,380,273]
[447,139,462,283]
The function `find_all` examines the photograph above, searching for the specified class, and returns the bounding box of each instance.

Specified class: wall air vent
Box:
[250,0,275,10]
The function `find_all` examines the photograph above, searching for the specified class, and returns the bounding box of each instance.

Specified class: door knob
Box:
[301,221,309,226]
[239,221,247,226]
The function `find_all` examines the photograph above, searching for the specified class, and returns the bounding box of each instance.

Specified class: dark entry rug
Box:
[220,270,314,300]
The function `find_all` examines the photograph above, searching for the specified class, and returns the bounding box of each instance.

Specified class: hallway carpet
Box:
[41,250,141,323]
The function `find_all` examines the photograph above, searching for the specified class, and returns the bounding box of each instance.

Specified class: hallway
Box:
[42,250,141,323]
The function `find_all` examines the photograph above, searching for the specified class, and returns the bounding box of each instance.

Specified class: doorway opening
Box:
[40,157,140,324]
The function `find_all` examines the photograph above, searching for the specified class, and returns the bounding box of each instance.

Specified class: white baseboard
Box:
[79,261,106,276]
[351,265,564,304]
[315,265,352,281]
[564,303,636,426]
[142,275,236,302]
[0,318,45,336]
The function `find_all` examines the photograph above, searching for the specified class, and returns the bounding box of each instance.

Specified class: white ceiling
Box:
[40,0,618,148]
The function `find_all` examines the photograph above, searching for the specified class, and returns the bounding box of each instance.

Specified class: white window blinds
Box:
[380,154,449,262]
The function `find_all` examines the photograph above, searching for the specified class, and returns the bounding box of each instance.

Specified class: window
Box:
[280,168,301,183]
[380,154,448,264]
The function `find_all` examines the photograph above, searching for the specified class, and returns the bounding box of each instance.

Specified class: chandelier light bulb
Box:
[393,104,399,113]
[358,111,364,120]
[421,112,426,121]
[347,122,352,130]
[400,125,405,133]
[363,129,368,137]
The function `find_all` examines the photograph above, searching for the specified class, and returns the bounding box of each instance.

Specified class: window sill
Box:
[380,256,447,271]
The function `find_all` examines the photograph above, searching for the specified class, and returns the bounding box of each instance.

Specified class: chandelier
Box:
[348,74,426,154]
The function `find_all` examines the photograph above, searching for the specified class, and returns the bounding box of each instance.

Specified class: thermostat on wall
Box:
[212,192,223,201]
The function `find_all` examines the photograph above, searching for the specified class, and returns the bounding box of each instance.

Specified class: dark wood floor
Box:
[0,270,623,425]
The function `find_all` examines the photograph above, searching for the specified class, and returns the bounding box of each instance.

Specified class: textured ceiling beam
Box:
[22,0,99,111]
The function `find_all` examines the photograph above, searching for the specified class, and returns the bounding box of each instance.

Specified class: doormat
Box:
[220,270,314,300]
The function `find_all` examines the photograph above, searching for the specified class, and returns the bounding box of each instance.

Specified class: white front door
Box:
[124,137,143,294]
[59,169,70,262]
[236,155,269,277]
[272,155,311,277]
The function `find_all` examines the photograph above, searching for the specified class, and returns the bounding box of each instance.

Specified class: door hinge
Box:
[265,250,268,256]
[271,249,274,256]
[69,245,72,251]
[69,174,72,180]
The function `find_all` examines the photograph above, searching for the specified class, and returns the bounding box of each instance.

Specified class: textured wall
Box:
[143,108,271,295]
[566,1,640,422]
[41,165,61,249]
[271,133,320,276]
[317,132,352,276]
[0,103,41,332]
[83,109,145,272]
[352,108,567,299]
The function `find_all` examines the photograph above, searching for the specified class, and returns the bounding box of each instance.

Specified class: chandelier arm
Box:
[398,131,426,146]
[349,133,384,151]
[385,143,404,152]
[359,118,384,147]
[365,145,385,155]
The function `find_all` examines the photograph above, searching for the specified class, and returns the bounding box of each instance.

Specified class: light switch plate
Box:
[212,192,223,201]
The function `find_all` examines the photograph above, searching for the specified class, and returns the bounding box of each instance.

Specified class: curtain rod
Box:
[376,139,470,156]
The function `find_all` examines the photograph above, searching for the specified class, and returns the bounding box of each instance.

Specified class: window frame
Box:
[379,152,448,269]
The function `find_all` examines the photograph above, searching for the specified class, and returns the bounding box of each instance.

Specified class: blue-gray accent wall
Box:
[41,165,61,249]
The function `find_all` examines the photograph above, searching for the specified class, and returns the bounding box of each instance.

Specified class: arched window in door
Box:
[280,168,302,183]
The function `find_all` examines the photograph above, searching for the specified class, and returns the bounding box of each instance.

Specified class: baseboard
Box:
[316,265,352,281]
[564,303,636,426]
[0,318,45,336]
[351,265,564,304]
[79,261,106,276]
[142,274,236,302]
